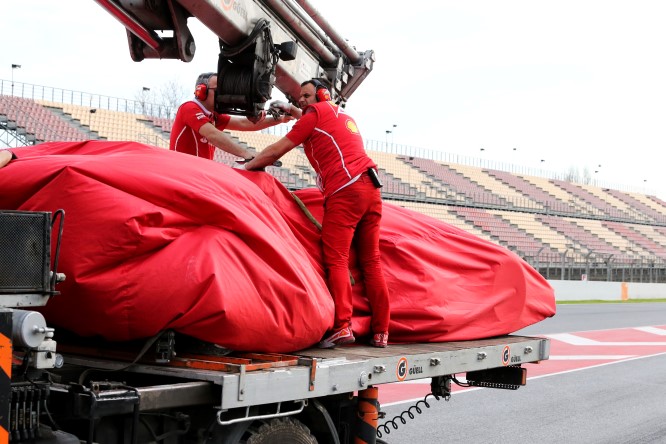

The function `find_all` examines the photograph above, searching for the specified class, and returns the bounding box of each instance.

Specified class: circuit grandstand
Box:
[3,79,666,284]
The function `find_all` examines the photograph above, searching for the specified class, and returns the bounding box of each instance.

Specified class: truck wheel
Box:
[211,417,317,444]
[246,418,317,444]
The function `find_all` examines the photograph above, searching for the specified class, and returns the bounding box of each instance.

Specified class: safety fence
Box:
[0,79,174,120]
[528,252,666,283]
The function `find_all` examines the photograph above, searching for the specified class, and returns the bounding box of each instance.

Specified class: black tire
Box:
[246,418,317,444]
[210,417,317,444]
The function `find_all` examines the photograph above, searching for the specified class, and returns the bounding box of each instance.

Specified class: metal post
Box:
[89,109,97,131]
[11,64,21,96]
[561,248,570,280]
[535,247,544,274]
[606,254,614,282]
[141,86,150,114]
[585,251,593,280]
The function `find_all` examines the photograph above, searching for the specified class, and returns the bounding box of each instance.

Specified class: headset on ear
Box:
[194,72,216,101]
[310,79,331,102]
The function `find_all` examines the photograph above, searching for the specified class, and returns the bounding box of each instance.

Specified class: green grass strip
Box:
[558,298,666,304]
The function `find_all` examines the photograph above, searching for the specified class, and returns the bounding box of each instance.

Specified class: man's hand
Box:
[267,108,294,123]
[246,110,266,124]
[270,100,292,114]
[0,150,13,169]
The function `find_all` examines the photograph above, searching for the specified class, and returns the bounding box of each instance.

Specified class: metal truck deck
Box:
[59,335,550,410]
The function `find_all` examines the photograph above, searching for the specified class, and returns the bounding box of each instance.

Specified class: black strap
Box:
[77,330,167,385]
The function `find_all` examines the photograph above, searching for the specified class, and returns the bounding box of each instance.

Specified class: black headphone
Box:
[194,72,216,100]
[309,79,331,102]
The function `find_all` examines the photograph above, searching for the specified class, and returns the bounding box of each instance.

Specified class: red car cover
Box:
[0,141,555,352]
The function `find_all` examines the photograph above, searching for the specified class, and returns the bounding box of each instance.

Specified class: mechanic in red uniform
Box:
[169,72,291,160]
[243,79,390,348]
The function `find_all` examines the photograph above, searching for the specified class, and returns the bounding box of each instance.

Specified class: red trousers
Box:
[321,173,390,334]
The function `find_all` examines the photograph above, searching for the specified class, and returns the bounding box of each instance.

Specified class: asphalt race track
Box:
[378,303,666,444]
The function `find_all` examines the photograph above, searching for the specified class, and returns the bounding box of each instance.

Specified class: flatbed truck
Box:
[1,209,549,443]
[2,1,550,441]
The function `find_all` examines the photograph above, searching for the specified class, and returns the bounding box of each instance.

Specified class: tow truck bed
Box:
[59,335,549,410]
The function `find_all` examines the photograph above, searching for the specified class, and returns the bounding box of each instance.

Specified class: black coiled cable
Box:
[218,67,254,98]
[220,18,270,58]
[376,392,450,438]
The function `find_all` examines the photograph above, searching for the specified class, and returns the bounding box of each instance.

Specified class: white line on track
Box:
[634,326,666,335]
[546,332,666,346]
[548,355,635,360]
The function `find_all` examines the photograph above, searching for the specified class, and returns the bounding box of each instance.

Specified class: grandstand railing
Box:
[0,79,174,120]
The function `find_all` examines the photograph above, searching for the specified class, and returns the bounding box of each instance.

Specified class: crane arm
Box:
[93,0,375,116]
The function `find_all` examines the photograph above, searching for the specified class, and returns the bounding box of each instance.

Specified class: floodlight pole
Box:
[11,64,21,96]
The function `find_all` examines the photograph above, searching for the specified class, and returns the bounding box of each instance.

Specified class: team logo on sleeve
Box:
[346,119,359,134]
